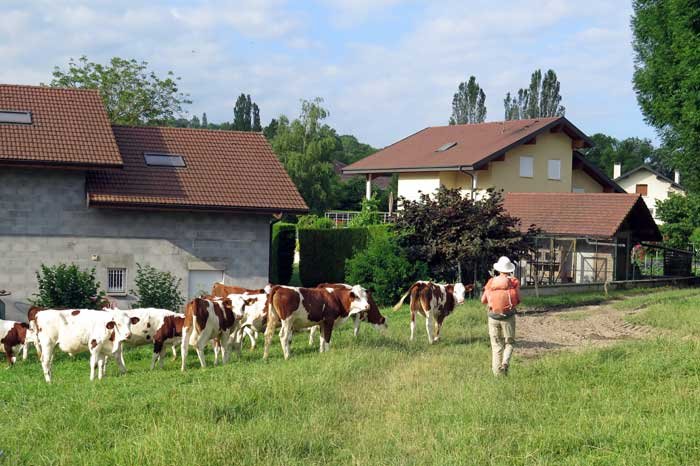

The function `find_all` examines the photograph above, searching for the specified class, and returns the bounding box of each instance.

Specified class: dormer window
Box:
[435,142,457,152]
[144,152,186,167]
[0,110,32,125]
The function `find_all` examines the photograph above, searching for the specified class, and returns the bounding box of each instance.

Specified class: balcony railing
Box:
[325,211,395,226]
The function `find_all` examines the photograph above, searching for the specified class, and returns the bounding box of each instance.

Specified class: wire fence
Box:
[325,211,394,227]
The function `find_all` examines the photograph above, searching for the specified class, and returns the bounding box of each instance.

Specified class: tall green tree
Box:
[233,94,249,131]
[632,0,700,192]
[504,69,565,120]
[48,56,191,125]
[252,103,262,132]
[449,76,487,125]
[583,134,658,177]
[201,112,208,128]
[264,118,279,140]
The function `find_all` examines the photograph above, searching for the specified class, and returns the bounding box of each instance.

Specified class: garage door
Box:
[188,270,224,299]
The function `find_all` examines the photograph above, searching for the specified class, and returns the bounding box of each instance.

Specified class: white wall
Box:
[616,169,685,222]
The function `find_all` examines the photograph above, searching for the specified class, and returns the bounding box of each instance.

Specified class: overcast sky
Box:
[1,0,655,148]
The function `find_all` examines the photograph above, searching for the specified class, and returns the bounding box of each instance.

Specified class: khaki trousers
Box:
[488,316,515,375]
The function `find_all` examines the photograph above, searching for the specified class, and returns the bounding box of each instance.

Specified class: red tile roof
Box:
[503,192,661,240]
[344,117,590,174]
[87,126,308,213]
[0,85,122,168]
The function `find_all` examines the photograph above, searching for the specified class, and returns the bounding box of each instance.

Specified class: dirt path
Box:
[515,304,660,358]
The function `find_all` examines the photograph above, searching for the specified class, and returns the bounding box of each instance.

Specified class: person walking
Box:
[481,256,520,376]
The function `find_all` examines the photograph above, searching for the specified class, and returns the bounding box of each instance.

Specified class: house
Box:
[343,116,624,200]
[613,164,685,222]
[503,193,661,284]
[0,84,307,320]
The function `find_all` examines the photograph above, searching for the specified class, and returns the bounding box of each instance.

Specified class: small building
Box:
[503,193,662,285]
[343,116,624,200]
[0,84,307,320]
[613,164,686,222]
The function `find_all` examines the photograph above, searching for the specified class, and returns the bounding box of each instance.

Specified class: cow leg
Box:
[321,321,333,353]
[425,312,435,344]
[150,351,159,370]
[410,310,416,341]
[195,340,207,368]
[114,347,127,375]
[434,316,445,342]
[263,314,278,360]
[39,339,54,383]
[180,326,191,371]
[247,328,258,350]
[98,355,107,380]
[89,351,98,381]
[309,325,318,346]
[22,342,28,361]
[280,320,293,360]
[221,335,232,364]
[171,344,178,360]
[212,339,220,365]
[353,314,361,337]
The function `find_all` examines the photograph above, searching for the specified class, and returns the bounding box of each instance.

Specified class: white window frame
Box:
[107,268,127,295]
[519,156,534,178]
[547,159,561,180]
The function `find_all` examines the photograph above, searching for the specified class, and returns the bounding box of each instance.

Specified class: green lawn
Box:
[1,288,700,465]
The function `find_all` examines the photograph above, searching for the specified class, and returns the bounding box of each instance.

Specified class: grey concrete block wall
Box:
[0,168,272,320]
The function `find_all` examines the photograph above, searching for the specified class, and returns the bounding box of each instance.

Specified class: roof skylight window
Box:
[435,142,457,152]
[144,152,186,167]
[0,111,32,125]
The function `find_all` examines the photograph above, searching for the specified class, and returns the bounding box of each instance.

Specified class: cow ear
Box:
[106,321,116,329]
[130,317,140,325]
[349,291,356,300]
[20,322,29,329]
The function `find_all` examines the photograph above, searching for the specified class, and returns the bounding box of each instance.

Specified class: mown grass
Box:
[520,286,664,311]
[1,289,700,465]
[620,287,700,335]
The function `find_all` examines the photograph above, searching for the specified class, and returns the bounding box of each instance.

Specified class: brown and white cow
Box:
[227,292,269,351]
[151,314,185,369]
[307,283,387,345]
[180,297,236,371]
[393,281,472,344]
[263,285,370,360]
[211,282,266,298]
[0,319,31,366]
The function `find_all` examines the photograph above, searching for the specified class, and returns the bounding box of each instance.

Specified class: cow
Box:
[307,283,387,345]
[180,297,236,371]
[393,281,472,344]
[26,305,46,359]
[227,292,268,351]
[0,319,31,366]
[211,282,266,299]
[151,314,185,369]
[35,309,140,382]
[263,285,370,360]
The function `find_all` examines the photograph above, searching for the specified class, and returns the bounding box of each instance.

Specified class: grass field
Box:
[2,287,700,465]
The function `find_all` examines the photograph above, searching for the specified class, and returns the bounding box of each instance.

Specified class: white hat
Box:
[493,256,515,274]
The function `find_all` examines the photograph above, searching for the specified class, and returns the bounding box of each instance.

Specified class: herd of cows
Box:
[0,281,470,383]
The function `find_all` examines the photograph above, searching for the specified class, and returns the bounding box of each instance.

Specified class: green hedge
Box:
[270,222,297,285]
[299,228,370,286]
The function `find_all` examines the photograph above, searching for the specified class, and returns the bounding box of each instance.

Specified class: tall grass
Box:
[1,290,699,465]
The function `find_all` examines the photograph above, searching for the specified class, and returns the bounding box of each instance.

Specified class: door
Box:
[188,270,224,299]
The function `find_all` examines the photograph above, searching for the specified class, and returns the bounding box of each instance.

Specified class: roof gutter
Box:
[458,165,476,200]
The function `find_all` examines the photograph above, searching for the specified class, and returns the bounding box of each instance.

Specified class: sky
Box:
[0,0,656,148]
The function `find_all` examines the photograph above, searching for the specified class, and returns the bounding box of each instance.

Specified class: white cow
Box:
[116,308,183,369]
[180,297,236,371]
[0,319,32,366]
[228,292,268,350]
[35,309,140,382]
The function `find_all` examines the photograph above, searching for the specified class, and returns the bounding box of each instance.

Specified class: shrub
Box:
[31,263,105,309]
[298,228,369,286]
[346,234,428,306]
[347,195,382,227]
[297,214,335,229]
[130,263,185,311]
[270,222,296,285]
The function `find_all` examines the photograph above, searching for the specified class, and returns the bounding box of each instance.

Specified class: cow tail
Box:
[393,285,415,312]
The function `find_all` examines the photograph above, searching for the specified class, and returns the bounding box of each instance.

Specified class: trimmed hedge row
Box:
[298,225,390,287]
[270,222,296,285]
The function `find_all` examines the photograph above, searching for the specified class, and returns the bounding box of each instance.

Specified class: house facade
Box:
[343,117,623,201]
[613,164,685,222]
[0,85,307,320]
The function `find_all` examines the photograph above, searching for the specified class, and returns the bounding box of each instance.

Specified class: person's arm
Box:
[480,279,491,304]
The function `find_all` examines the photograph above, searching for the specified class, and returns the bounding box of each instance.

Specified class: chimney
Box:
[613,163,621,179]
[675,169,681,185]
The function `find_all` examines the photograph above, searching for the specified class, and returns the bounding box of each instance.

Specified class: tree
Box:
[130,263,185,311]
[201,112,208,128]
[252,103,262,132]
[449,76,486,125]
[244,95,252,130]
[271,100,341,213]
[48,56,191,125]
[233,94,249,131]
[583,134,657,177]
[504,69,565,120]
[395,187,538,281]
[189,115,201,129]
[632,0,700,192]
[264,118,279,140]
[656,193,700,248]
[31,264,106,309]
[338,135,376,164]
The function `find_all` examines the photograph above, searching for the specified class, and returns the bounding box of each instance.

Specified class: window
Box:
[547,159,561,180]
[573,186,585,193]
[0,110,32,125]
[519,156,534,178]
[107,268,127,295]
[144,152,186,167]
[435,142,457,152]
[635,184,648,196]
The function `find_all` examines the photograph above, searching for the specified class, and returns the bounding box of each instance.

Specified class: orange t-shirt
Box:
[481,275,521,313]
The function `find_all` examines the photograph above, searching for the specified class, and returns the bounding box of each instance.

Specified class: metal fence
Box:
[325,211,394,226]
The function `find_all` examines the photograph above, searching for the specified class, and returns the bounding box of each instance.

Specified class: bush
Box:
[297,214,335,229]
[130,263,185,311]
[270,222,296,285]
[346,234,428,306]
[298,228,369,286]
[347,195,382,227]
[31,263,105,309]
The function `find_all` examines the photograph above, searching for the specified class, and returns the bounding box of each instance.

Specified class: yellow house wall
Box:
[572,169,604,193]
[397,172,440,202]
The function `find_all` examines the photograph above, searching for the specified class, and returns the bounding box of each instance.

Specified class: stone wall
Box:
[0,168,271,320]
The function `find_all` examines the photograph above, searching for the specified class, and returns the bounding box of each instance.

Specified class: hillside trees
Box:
[449,76,487,124]
[504,69,565,120]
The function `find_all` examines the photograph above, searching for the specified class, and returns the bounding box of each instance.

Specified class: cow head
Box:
[452,283,467,305]
[365,292,387,331]
[106,311,140,351]
[346,284,370,315]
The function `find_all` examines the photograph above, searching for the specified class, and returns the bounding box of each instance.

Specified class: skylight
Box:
[0,111,32,125]
[144,152,186,167]
[435,142,457,152]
